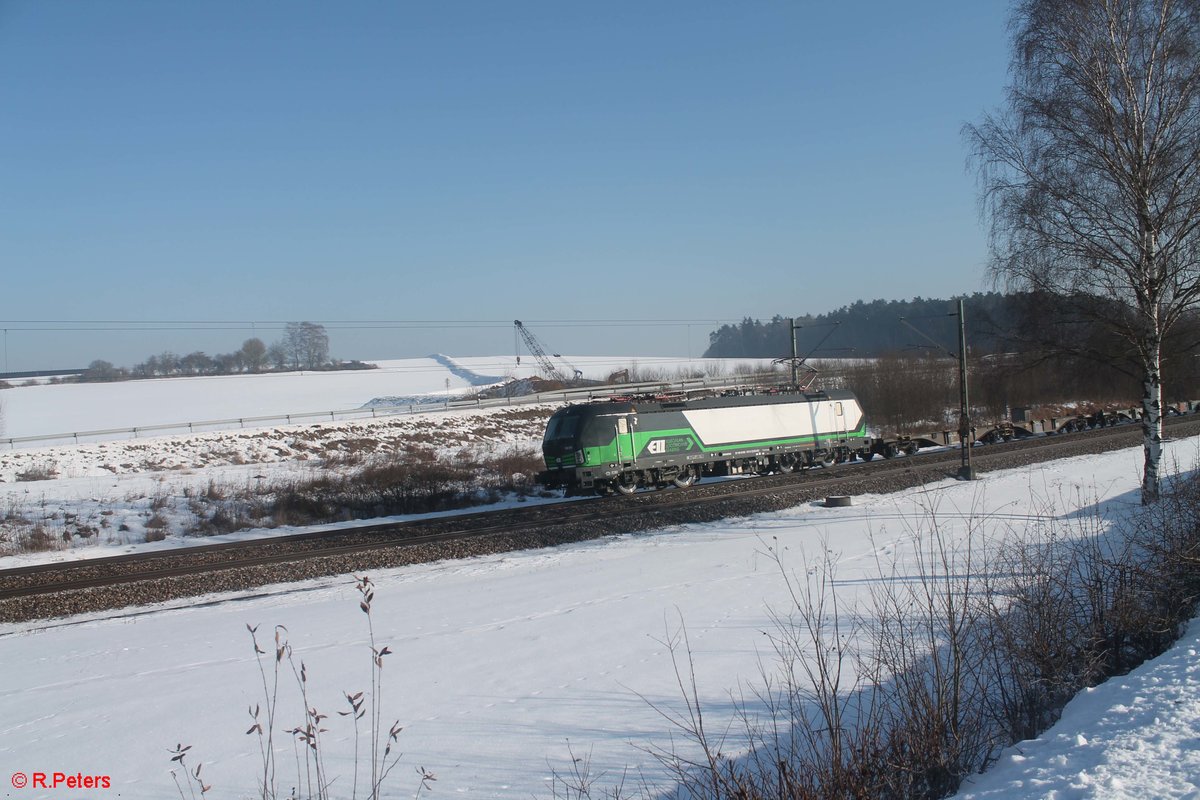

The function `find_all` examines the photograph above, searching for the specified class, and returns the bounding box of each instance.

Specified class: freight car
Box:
[538,388,872,495]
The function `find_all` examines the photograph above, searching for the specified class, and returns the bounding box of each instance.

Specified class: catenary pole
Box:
[957,298,976,480]
[790,317,799,387]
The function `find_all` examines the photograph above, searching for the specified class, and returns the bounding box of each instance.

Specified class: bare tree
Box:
[968,0,1200,502]
[81,359,123,382]
[157,351,180,376]
[240,337,267,373]
[283,322,330,370]
[179,351,214,376]
[267,341,288,371]
[299,322,330,370]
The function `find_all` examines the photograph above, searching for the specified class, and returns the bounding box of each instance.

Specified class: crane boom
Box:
[514,320,574,384]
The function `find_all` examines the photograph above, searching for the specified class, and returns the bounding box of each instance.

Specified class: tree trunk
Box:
[1141,339,1163,504]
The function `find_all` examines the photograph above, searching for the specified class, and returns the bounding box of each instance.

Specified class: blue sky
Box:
[0,2,1010,370]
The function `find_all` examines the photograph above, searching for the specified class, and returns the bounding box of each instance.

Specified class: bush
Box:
[19,525,58,552]
[555,471,1200,800]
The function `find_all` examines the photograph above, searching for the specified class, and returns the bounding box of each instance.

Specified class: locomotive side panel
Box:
[681,398,864,447]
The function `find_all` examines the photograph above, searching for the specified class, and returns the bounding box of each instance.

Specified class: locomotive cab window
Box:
[617,418,629,435]
[545,415,579,441]
[835,402,844,416]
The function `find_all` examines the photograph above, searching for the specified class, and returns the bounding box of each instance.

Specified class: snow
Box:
[0,355,776,443]
[0,398,563,561]
[954,620,1200,799]
[0,354,773,562]
[3,367,1200,799]
[0,441,1196,797]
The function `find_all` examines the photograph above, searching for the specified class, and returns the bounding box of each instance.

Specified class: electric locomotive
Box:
[538,388,872,495]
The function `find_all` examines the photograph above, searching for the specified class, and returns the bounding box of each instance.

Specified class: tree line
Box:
[79,322,374,382]
[705,290,1200,439]
[703,293,1020,359]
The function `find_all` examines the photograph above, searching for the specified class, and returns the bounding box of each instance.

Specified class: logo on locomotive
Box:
[645,437,695,455]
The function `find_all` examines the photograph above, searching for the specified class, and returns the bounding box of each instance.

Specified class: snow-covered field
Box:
[0,355,771,560]
[2,366,1198,799]
[0,400,559,560]
[0,355,774,443]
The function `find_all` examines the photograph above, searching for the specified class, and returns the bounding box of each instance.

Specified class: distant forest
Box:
[704,292,1200,406]
[704,293,1023,359]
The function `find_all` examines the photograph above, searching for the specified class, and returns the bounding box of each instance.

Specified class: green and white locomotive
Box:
[538,388,872,495]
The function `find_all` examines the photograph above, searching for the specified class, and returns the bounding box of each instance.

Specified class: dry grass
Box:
[143,444,549,539]
[265,445,544,528]
[15,462,58,482]
[189,576,433,800]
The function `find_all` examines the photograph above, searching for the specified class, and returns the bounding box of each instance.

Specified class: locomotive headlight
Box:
[576,449,586,464]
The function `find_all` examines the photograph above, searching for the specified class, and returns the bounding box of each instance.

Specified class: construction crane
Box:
[514,320,583,385]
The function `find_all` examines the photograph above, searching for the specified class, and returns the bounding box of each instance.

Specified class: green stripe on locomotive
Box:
[569,424,868,468]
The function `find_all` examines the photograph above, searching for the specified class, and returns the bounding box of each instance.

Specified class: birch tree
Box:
[968,0,1200,503]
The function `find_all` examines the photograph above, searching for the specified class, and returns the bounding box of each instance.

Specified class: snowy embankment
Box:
[2,432,1198,798]
[954,617,1200,798]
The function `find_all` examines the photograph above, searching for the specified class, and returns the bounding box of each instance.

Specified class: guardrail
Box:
[0,373,784,451]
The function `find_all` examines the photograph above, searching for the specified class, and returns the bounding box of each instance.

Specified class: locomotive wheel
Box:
[614,479,638,496]
[672,470,695,488]
[819,454,836,468]
[776,455,796,474]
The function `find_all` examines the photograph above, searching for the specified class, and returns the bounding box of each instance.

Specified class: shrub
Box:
[144,513,170,541]
[20,525,58,552]
[16,463,58,482]
[561,472,1200,800]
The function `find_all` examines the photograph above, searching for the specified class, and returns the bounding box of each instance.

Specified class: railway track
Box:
[3,415,1197,623]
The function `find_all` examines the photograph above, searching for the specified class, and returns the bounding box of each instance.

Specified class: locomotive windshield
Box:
[544,413,580,442]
